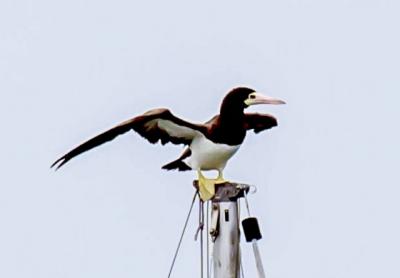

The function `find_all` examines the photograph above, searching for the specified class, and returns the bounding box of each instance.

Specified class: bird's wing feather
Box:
[51,108,206,169]
[244,113,278,133]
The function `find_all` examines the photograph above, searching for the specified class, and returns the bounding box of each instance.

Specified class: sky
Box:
[1,0,399,277]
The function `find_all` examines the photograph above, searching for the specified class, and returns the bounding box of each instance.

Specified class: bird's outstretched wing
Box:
[51,108,207,170]
[244,113,278,133]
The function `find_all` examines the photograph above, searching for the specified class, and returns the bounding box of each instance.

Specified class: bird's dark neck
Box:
[219,107,245,126]
[219,101,246,123]
[209,105,246,145]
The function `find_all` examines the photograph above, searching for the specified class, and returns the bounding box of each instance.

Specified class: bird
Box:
[51,87,285,200]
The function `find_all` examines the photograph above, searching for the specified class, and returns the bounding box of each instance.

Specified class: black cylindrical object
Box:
[242,217,262,242]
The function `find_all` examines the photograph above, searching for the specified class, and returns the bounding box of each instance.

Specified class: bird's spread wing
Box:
[244,113,278,133]
[51,108,207,169]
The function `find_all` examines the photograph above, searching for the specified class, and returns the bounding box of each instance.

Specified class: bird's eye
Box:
[249,94,256,99]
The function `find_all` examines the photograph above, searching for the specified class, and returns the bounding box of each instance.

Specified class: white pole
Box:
[212,201,240,278]
[208,182,249,278]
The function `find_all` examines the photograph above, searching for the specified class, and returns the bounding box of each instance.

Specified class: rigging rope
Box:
[238,199,246,278]
[243,190,266,278]
[167,190,198,278]
[243,190,252,217]
[240,246,245,278]
[206,201,210,278]
[199,199,204,278]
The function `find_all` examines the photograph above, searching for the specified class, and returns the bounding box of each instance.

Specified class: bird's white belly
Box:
[184,135,240,171]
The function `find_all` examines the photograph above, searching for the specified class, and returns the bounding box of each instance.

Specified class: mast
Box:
[192,181,266,278]
[195,181,249,278]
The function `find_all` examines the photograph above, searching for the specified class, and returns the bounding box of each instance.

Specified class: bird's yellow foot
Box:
[215,171,227,185]
[198,171,216,201]
[197,171,229,201]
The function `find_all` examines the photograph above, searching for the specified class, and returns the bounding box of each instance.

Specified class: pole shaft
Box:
[212,201,240,278]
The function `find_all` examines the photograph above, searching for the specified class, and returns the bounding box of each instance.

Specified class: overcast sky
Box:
[1,0,399,277]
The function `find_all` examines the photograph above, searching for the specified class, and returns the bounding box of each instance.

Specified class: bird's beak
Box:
[245,92,286,106]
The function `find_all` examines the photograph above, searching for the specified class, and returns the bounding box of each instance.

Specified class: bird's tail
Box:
[162,159,191,171]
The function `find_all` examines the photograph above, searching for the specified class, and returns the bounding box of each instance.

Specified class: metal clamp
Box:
[209,203,219,242]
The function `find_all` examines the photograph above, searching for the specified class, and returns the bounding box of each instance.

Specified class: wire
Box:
[243,189,266,278]
[240,246,245,278]
[238,199,245,278]
[206,201,210,278]
[167,190,198,278]
[199,199,204,278]
[243,190,252,217]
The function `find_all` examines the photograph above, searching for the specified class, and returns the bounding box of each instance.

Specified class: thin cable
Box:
[167,190,198,278]
[238,199,245,278]
[199,199,204,278]
[244,190,266,278]
[206,201,210,278]
[210,258,214,278]
[239,246,245,278]
[243,190,252,217]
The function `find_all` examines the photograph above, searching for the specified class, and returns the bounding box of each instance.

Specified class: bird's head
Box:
[221,87,285,113]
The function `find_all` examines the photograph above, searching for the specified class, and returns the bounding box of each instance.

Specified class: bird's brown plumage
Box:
[51,88,280,170]
[51,108,206,169]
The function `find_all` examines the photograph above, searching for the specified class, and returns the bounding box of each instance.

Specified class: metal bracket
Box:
[209,203,219,242]
[193,181,250,202]
[212,182,250,202]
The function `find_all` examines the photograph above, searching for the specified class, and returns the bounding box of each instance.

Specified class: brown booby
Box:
[51,87,285,200]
